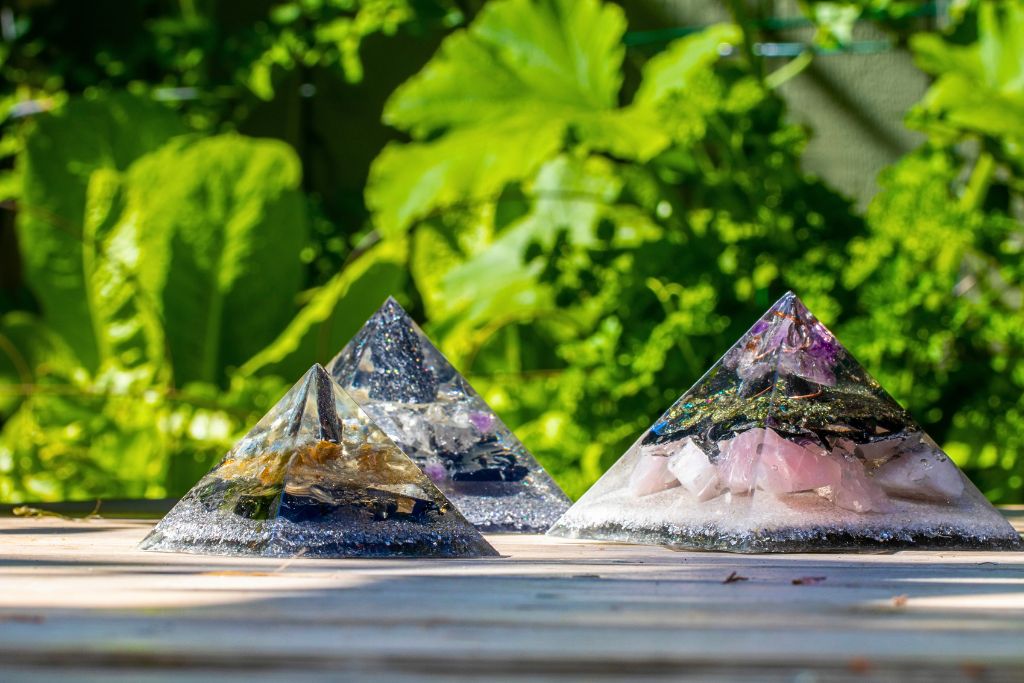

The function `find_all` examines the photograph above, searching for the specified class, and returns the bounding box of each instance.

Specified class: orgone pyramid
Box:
[140,364,498,558]
[548,292,1022,552]
[327,297,571,532]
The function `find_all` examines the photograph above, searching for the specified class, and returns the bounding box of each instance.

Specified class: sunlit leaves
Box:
[910,1,1024,144]
[369,0,739,236]
[368,116,566,237]
[384,0,627,135]
[109,134,309,385]
[16,93,185,370]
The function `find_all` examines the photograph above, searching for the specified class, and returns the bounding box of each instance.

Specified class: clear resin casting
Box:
[141,364,497,558]
[549,292,1021,552]
[327,297,571,532]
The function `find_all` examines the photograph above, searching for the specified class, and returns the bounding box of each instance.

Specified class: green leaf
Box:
[107,134,309,385]
[82,169,168,390]
[572,106,669,162]
[977,1,1024,95]
[369,0,635,236]
[384,0,626,137]
[633,23,741,107]
[16,93,185,370]
[436,154,619,327]
[909,2,1024,141]
[367,117,565,237]
[0,312,78,416]
[238,238,408,379]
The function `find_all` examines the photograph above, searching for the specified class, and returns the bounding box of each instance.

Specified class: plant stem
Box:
[726,0,763,80]
[765,49,813,90]
[960,150,995,213]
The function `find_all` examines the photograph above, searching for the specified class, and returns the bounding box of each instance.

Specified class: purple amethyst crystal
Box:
[469,411,495,433]
[727,293,841,386]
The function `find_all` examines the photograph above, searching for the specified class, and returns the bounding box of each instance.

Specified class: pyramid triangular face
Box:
[141,364,498,558]
[327,297,571,532]
[549,292,1021,552]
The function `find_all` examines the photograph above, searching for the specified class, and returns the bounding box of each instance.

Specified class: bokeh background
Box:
[1,0,1022,505]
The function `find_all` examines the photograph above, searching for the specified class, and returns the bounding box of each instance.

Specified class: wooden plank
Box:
[1,516,1022,681]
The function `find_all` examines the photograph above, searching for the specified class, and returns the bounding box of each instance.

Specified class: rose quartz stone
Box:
[667,438,722,501]
[718,427,839,495]
[857,437,904,462]
[716,428,766,493]
[832,454,893,513]
[628,442,681,496]
[873,439,965,502]
[757,432,840,494]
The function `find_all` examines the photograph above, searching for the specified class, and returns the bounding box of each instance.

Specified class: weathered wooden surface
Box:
[1,512,1023,682]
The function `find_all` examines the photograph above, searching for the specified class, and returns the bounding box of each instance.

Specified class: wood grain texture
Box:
[1,512,1022,682]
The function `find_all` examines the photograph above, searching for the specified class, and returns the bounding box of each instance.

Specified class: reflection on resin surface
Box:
[141,364,497,558]
[549,292,1021,552]
[327,298,570,532]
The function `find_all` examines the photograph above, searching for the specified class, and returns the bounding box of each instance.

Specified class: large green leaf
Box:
[82,169,168,391]
[239,238,408,379]
[384,0,626,136]
[369,0,631,236]
[367,117,565,237]
[16,93,186,370]
[435,155,619,335]
[634,24,741,107]
[99,134,309,385]
[369,7,740,236]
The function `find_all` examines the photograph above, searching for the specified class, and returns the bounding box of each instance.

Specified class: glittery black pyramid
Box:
[328,298,571,532]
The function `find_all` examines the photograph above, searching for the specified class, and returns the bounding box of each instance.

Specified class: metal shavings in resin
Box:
[328,297,571,532]
[140,364,497,558]
[549,292,1021,553]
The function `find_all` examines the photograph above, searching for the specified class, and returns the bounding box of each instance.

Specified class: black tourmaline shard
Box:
[140,364,498,558]
[327,297,571,532]
[548,292,1022,553]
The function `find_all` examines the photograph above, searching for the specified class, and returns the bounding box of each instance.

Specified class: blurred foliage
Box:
[0,0,1022,504]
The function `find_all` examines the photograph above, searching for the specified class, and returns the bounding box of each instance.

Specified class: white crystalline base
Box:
[548,486,1022,553]
[140,496,498,558]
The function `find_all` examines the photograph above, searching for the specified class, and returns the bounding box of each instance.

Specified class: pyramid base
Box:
[548,519,1022,553]
[140,495,499,559]
[547,486,1022,553]
[444,485,569,533]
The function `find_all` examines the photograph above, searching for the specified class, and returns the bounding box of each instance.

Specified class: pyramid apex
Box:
[769,290,799,308]
[381,295,406,311]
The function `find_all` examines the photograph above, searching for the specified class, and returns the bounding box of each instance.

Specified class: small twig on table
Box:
[12,500,103,522]
[723,571,749,584]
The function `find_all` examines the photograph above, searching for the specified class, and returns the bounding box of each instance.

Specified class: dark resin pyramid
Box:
[141,364,497,558]
[549,292,1021,552]
[327,298,571,532]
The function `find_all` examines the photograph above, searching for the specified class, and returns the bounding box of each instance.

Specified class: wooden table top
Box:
[1,512,1023,682]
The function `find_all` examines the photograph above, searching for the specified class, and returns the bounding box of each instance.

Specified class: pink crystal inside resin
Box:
[832,454,893,513]
[874,439,965,502]
[755,432,840,494]
[667,438,722,501]
[716,429,763,493]
[628,442,681,496]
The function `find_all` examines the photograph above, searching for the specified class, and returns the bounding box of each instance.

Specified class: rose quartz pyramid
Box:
[548,292,1021,552]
